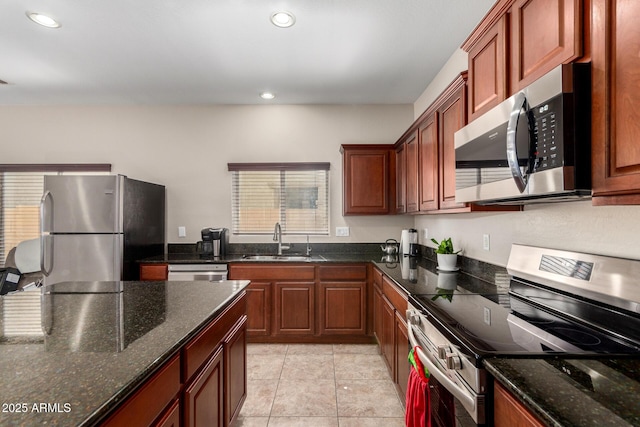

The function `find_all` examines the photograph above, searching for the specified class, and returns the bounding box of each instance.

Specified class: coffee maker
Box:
[197,228,229,257]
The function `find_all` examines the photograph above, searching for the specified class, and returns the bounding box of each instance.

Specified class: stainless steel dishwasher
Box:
[167,264,228,281]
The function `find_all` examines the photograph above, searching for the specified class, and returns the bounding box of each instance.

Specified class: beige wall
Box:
[1,104,415,245]
[411,51,640,265]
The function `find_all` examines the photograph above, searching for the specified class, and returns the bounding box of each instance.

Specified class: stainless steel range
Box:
[406,244,640,426]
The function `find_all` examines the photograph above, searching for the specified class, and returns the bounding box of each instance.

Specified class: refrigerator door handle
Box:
[40,191,53,276]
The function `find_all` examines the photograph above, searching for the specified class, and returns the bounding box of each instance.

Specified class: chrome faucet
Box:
[273,222,290,255]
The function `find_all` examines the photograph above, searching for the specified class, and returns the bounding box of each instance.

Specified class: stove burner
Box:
[547,327,602,347]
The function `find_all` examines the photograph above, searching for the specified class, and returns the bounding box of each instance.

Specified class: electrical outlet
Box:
[178,226,186,238]
[336,226,350,237]
[423,228,428,241]
[483,234,490,251]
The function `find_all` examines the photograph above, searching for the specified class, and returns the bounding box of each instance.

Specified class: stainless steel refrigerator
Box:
[40,175,165,286]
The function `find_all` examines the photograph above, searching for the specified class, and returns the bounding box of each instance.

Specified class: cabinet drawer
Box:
[372,266,383,290]
[183,293,246,381]
[229,264,315,281]
[318,264,367,281]
[382,275,407,313]
[102,355,180,427]
[140,263,168,281]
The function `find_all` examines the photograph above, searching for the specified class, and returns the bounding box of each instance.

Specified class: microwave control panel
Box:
[529,94,565,173]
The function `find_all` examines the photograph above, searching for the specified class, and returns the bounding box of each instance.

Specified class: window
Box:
[229,163,330,235]
[0,164,111,267]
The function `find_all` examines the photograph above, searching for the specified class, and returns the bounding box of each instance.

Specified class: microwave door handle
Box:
[407,319,477,415]
[506,92,529,193]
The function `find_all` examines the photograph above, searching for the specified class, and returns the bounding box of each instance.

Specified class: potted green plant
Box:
[431,237,460,271]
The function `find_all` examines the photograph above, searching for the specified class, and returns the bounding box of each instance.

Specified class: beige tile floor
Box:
[232,343,406,427]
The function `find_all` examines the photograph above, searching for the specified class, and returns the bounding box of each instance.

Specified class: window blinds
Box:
[229,163,330,235]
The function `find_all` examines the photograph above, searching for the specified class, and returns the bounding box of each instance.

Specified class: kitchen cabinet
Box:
[591,0,640,205]
[510,0,583,93]
[438,74,468,211]
[140,263,168,281]
[463,0,584,120]
[396,143,406,213]
[376,273,409,406]
[275,281,315,335]
[372,266,384,344]
[466,15,508,121]
[494,381,545,427]
[401,131,419,213]
[341,144,396,215]
[318,265,367,335]
[183,347,224,427]
[102,290,247,427]
[418,113,439,211]
[102,355,181,427]
[229,262,371,343]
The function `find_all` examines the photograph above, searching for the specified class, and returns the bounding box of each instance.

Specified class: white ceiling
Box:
[1,1,495,105]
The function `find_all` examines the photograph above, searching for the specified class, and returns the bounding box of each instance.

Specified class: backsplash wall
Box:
[414,201,640,267]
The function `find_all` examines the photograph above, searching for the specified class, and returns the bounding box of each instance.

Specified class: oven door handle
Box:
[407,320,477,415]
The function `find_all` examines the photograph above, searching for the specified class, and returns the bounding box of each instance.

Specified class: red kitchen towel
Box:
[406,349,431,427]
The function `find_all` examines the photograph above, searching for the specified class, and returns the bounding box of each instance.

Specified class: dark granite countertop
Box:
[0,280,249,427]
[485,357,640,427]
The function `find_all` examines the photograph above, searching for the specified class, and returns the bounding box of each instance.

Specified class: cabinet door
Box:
[418,113,439,211]
[592,0,640,204]
[184,347,224,427]
[394,311,409,407]
[438,79,468,210]
[154,399,180,427]
[494,381,545,427]
[342,146,394,215]
[245,282,271,336]
[468,15,508,121]
[405,131,419,213]
[319,281,366,335]
[510,0,582,93]
[274,282,315,335]
[381,295,396,377]
[373,285,383,345]
[396,143,406,213]
[225,316,247,427]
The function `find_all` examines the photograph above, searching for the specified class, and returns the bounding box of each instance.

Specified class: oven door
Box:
[407,309,486,426]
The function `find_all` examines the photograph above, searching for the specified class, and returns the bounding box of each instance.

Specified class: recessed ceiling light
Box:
[26,12,61,28]
[270,11,295,28]
[260,92,276,100]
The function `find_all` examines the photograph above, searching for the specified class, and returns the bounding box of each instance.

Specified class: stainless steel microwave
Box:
[454,63,591,205]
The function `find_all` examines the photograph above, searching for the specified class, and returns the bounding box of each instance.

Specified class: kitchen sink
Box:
[241,254,324,262]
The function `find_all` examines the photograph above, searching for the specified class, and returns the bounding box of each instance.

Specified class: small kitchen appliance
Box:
[381,239,399,255]
[197,228,228,257]
[400,229,419,256]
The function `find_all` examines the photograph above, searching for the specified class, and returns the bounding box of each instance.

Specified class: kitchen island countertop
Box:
[0,279,249,427]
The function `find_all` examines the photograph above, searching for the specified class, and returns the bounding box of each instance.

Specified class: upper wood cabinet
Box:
[467,15,508,121]
[405,131,419,213]
[418,114,439,211]
[591,0,640,204]
[463,0,584,121]
[341,144,396,215]
[395,143,406,214]
[438,75,468,211]
[510,0,583,93]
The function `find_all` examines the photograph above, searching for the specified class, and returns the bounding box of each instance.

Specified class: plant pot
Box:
[436,253,458,271]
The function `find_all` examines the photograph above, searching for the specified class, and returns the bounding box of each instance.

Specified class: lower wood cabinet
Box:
[374,267,409,407]
[275,282,315,335]
[102,292,247,427]
[140,263,168,281]
[229,263,370,343]
[184,347,224,427]
[494,381,545,427]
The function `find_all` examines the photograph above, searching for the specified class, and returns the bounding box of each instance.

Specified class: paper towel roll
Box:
[14,238,41,273]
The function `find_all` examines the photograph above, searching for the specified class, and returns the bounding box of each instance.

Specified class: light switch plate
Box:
[483,234,490,251]
[178,226,186,238]
[336,226,350,237]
